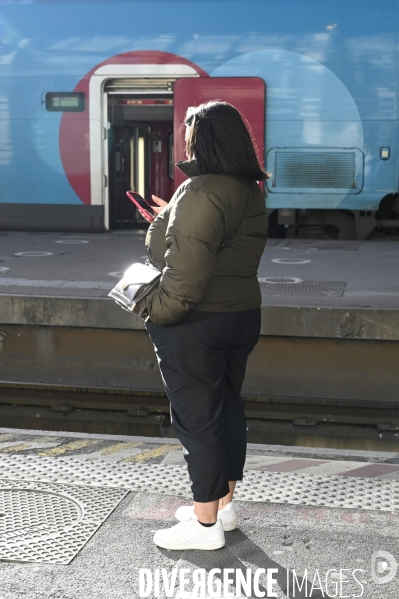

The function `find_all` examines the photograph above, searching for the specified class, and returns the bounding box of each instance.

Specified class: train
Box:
[1,0,399,239]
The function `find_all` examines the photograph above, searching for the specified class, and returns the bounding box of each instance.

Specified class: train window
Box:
[45,92,85,112]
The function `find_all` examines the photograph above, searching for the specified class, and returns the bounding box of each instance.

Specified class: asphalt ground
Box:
[1,489,398,599]
[0,429,399,598]
[0,231,398,309]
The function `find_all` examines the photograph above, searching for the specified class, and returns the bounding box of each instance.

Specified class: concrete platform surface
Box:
[0,232,397,307]
[0,429,398,598]
[1,231,399,341]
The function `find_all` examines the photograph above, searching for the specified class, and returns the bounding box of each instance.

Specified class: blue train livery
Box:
[0,0,398,238]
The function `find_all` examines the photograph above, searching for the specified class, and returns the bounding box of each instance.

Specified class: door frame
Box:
[89,64,199,229]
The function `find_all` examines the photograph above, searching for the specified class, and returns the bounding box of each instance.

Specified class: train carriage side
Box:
[0,0,398,239]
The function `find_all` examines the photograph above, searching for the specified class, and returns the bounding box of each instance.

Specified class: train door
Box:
[173,77,266,189]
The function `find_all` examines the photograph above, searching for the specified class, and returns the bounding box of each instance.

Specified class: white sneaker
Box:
[175,502,238,532]
[153,516,225,550]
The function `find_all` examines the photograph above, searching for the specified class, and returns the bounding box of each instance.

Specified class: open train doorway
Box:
[106,80,175,229]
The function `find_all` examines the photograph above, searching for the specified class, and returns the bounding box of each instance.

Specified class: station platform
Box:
[0,230,398,341]
[0,428,398,598]
[1,230,398,411]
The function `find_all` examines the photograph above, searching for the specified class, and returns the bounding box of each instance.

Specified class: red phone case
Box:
[126,192,155,222]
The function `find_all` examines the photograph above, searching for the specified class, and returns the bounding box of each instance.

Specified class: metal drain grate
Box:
[259,280,346,297]
[283,241,361,251]
[0,479,127,564]
[1,456,399,513]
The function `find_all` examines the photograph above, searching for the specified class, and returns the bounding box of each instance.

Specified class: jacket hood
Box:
[176,160,201,178]
[176,160,248,184]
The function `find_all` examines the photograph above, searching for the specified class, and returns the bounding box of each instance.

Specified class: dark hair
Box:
[184,100,269,182]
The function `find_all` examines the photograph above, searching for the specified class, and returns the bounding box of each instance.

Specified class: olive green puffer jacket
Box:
[145,160,268,326]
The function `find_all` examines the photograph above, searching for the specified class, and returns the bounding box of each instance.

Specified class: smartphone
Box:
[126,191,155,222]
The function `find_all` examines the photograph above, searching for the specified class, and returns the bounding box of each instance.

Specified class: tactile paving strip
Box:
[259,280,346,297]
[0,478,128,564]
[1,455,399,513]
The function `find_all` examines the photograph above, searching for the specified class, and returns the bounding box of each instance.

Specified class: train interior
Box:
[107,79,175,229]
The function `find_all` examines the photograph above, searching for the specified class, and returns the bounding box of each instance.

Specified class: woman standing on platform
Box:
[141,101,269,551]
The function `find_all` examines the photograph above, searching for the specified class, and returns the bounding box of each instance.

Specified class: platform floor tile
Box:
[0,479,128,564]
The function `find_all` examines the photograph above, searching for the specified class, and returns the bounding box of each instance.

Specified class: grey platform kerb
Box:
[1,455,399,513]
[1,294,399,340]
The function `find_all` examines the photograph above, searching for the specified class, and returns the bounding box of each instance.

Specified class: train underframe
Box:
[268,195,399,240]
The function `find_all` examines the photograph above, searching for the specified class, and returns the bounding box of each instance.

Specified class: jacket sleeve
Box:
[146,187,225,326]
[145,206,169,270]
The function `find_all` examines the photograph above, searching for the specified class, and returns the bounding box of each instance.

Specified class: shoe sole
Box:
[154,537,225,551]
[222,522,238,532]
[175,515,238,532]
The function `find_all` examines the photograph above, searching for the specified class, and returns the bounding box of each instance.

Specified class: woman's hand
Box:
[137,195,168,223]
[151,195,168,215]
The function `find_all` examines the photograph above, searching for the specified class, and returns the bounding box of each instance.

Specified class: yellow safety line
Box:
[123,444,181,463]
[0,443,31,453]
[38,439,101,457]
[99,441,142,456]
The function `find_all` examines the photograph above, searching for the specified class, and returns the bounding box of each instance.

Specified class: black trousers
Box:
[145,308,261,502]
